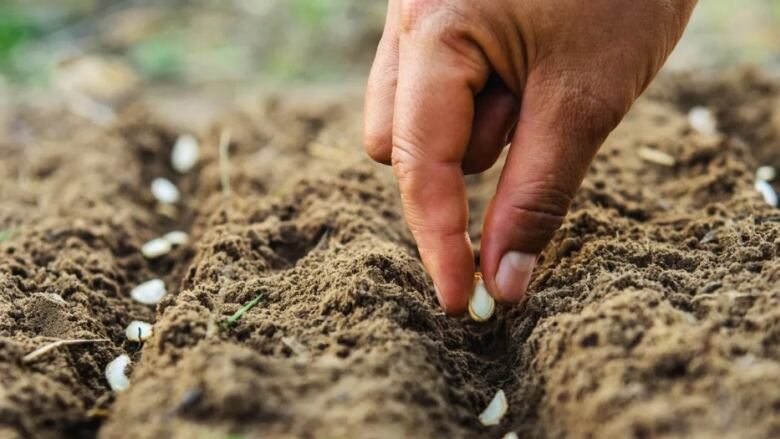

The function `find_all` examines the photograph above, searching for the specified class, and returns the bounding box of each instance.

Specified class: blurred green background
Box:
[0,0,386,87]
[0,0,778,88]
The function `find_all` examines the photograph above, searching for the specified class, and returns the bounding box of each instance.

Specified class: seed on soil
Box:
[141,237,172,258]
[125,321,153,342]
[130,279,167,305]
[756,165,776,182]
[687,106,718,136]
[503,433,519,439]
[469,273,495,322]
[638,147,676,167]
[105,354,131,392]
[163,230,189,246]
[755,180,778,207]
[171,134,200,173]
[479,389,508,426]
[151,177,180,204]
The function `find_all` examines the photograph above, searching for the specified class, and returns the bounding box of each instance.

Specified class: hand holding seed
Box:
[364,0,697,314]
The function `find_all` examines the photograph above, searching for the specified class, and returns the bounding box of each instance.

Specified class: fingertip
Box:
[364,63,397,165]
[363,128,393,165]
[426,243,474,315]
[413,225,474,315]
[493,251,535,303]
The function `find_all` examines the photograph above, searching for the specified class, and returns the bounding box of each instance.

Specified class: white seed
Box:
[151,177,180,204]
[125,320,153,342]
[163,230,189,246]
[141,237,172,259]
[687,106,717,136]
[171,134,200,173]
[130,279,167,305]
[638,147,676,167]
[469,273,495,322]
[479,389,508,426]
[105,354,131,392]
[502,433,519,439]
[756,165,777,182]
[755,180,778,207]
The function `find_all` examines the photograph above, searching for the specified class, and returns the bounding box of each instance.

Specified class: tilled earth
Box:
[1,70,779,439]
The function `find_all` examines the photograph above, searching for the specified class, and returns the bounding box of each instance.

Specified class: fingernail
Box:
[495,252,536,302]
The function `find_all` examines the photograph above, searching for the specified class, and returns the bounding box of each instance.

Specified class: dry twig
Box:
[219,129,233,197]
[23,338,110,364]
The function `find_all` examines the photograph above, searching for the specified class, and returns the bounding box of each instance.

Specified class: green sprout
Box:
[0,229,13,242]
[221,294,264,328]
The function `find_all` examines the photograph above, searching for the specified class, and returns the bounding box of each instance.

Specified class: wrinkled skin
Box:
[364,0,697,314]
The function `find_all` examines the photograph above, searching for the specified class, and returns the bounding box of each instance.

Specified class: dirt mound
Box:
[0,70,779,439]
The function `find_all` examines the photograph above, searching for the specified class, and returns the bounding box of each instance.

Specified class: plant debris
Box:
[23,338,110,364]
[130,279,167,305]
[219,129,233,197]
[478,389,508,426]
[222,293,264,328]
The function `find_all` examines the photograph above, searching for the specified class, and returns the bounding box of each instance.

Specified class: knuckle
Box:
[502,182,573,251]
[390,133,425,181]
[559,85,625,146]
[399,0,441,33]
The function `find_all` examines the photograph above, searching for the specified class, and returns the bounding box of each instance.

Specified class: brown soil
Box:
[1,70,779,439]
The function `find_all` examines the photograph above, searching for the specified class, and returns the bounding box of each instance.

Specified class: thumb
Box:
[480,73,626,303]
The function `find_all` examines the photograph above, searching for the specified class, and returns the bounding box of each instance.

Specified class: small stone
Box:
[171,135,200,173]
[130,279,167,305]
[151,177,180,204]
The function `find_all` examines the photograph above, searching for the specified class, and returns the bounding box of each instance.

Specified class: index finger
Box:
[391,14,488,314]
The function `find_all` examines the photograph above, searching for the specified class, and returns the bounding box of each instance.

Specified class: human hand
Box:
[364,0,696,314]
